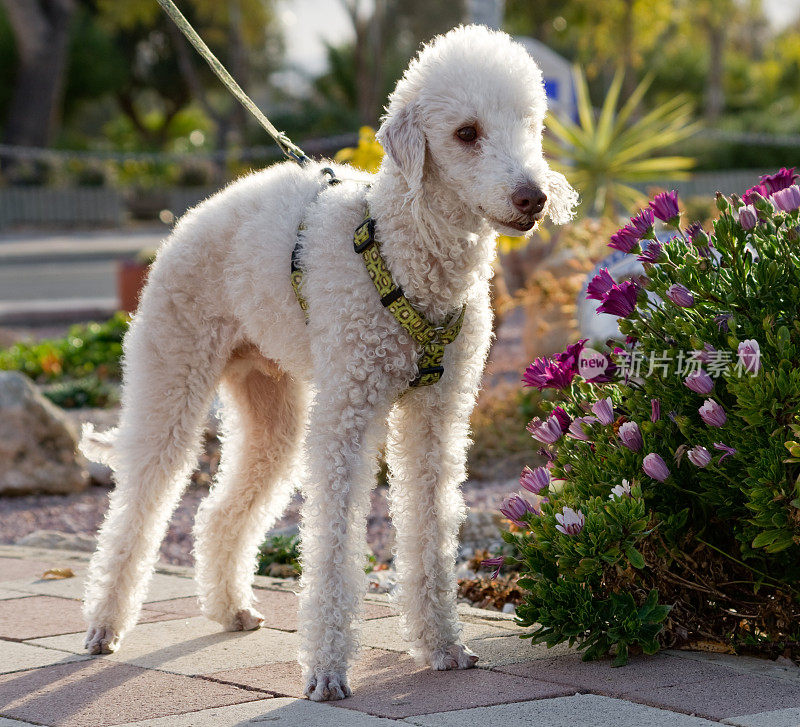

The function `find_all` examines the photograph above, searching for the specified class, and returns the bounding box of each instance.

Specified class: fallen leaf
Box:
[41,568,75,580]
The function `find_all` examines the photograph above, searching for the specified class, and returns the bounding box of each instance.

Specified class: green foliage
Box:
[42,376,119,410]
[544,67,697,217]
[0,312,128,383]
[507,178,800,664]
[0,313,128,408]
[256,535,301,577]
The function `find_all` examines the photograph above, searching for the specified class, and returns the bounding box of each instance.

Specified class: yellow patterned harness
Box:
[291,209,466,387]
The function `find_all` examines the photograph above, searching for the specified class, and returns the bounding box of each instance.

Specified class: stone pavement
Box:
[1,545,799,727]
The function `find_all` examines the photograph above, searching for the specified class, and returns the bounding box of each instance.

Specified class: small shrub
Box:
[0,312,128,383]
[42,376,119,409]
[494,171,800,664]
[256,534,301,578]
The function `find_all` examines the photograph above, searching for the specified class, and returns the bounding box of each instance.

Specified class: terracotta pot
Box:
[117,259,150,313]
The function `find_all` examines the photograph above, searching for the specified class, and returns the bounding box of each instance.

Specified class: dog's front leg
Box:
[386,383,480,671]
[297,369,395,701]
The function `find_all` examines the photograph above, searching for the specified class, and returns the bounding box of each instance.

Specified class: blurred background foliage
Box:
[0,0,797,187]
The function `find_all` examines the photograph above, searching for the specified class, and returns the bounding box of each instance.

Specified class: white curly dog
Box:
[80,25,577,701]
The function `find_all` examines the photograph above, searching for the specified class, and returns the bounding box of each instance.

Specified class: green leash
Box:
[155,0,310,166]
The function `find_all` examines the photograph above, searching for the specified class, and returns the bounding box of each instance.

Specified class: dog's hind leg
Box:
[82,300,235,655]
[194,346,309,631]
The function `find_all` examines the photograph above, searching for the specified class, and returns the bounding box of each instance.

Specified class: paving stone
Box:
[468,633,573,667]
[0,718,40,726]
[0,589,31,601]
[0,659,263,727]
[31,617,299,675]
[359,615,516,654]
[666,649,800,683]
[0,596,172,640]
[208,647,573,719]
[112,698,398,726]
[0,558,69,583]
[4,572,197,602]
[403,693,721,726]
[142,591,396,631]
[496,651,739,694]
[723,707,800,726]
[625,671,800,720]
[0,640,87,674]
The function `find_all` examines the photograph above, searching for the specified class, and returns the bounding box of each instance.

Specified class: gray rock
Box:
[16,529,96,552]
[0,371,88,495]
[459,508,504,552]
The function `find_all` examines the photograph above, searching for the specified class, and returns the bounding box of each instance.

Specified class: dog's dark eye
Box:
[456,126,478,143]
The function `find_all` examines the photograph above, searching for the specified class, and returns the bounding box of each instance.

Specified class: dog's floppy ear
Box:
[377,103,425,195]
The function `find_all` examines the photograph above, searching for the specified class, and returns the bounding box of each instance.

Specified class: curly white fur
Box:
[79,25,576,701]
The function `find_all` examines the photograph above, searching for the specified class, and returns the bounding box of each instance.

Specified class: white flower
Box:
[609,479,632,500]
[555,506,585,535]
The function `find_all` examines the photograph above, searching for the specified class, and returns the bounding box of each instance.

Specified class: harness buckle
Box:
[353,218,376,253]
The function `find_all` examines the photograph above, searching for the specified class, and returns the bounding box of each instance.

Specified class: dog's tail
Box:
[79,423,119,468]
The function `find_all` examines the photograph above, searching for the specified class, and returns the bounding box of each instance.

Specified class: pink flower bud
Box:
[643,453,670,481]
[687,445,711,467]
[737,205,757,230]
[619,421,643,452]
[699,399,726,427]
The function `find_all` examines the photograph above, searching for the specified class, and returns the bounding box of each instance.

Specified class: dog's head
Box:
[377,25,578,235]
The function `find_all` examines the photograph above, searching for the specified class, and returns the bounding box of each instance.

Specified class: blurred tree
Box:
[316,0,466,127]
[1,0,77,147]
[91,0,282,149]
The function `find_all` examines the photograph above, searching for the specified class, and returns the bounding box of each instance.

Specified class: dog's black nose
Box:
[511,186,547,215]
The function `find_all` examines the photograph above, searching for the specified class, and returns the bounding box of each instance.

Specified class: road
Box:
[0,227,166,323]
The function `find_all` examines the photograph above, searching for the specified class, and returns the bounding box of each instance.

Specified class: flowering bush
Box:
[490,170,800,665]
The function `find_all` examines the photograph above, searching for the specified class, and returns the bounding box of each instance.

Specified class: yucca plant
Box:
[545,67,699,217]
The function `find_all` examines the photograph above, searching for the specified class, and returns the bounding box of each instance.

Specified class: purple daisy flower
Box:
[586,268,616,301]
[609,225,641,253]
[527,415,563,444]
[520,465,550,495]
[773,185,800,213]
[568,416,597,441]
[597,281,639,317]
[522,357,575,390]
[760,167,798,195]
[713,442,737,462]
[630,208,655,237]
[555,507,585,536]
[742,184,769,206]
[650,190,680,224]
[591,397,614,425]
[714,313,732,333]
[637,241,664,265]
[480,555,505,579]
[684,369,714,395]
[500,495,539,528]
[552,407,571,432]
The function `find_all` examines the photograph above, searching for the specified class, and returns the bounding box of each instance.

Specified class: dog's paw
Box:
[84,625,121,655]
[227,607,264,632]
[430,643,479,671]
[304,669,352,701]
